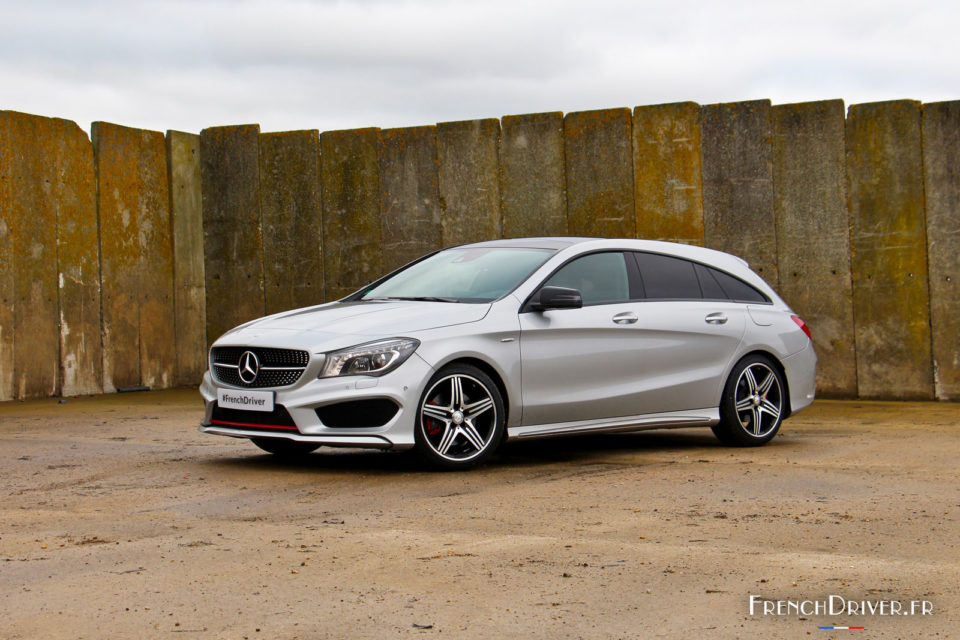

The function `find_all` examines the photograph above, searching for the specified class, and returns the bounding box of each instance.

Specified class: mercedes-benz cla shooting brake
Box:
[200,238,816,470]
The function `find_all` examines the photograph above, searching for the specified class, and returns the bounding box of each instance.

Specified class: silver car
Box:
[200,237,816,470]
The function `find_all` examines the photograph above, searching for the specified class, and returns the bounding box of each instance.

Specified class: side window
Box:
[633,252,702,300]
[543,252,630,305]
[695,263,728,300]
[708,267,769,303]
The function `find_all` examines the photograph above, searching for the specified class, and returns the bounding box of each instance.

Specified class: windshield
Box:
[362,247,555,303]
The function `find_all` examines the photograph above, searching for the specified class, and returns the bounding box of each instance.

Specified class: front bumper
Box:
[199,353,436,450]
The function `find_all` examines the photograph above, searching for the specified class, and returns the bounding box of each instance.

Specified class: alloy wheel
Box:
[733,362,782,437]
[420,374,498,462]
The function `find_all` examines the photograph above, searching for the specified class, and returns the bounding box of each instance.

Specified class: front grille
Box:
[211,346,309,389]
[210,404,299,431]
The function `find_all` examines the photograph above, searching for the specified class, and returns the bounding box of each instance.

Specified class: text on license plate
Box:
[217,388,275,412]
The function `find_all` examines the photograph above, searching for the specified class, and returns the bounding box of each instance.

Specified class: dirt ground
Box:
[1,389,958,639]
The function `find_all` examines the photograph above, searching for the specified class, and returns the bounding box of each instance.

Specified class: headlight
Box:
[318,338,420,378]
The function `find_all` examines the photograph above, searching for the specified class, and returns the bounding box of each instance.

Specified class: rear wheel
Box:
[251,438,320,457]
[414,364,506,470]
[712,355,785,447]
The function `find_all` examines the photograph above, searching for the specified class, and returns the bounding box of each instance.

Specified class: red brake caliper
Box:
[425,402,443,436]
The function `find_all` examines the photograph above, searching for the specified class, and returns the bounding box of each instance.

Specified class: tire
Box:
[414,364,506,470]
[712,354,786,447]
[250,437,321,457]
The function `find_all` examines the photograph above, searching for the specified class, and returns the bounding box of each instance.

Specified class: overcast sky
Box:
[2,0,958,134]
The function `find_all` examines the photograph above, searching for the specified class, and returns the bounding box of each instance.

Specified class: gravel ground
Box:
[1,389,958,639]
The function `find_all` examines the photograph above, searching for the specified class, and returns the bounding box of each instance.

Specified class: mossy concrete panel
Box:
[54,118,102,397]
[773,100,857,397]
[166,131,206,386]
[321,128,381,301]
[1,112,67,399]
[633,102,703,244]
[0,114,11,401]
[260,130,324,313]
[437,119,502,246]
[500,112,566,238]
[93,122,175,392]
[701,100,778,286]
[200,125,264,343]
[846,101,932,399]
[379,126,441,272]
[564,108,634,238]
[922,101,960,400]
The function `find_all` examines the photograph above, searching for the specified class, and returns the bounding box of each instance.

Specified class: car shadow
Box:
[199,428,782,475]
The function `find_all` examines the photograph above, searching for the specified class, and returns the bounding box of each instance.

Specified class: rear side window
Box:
[543,252,630,305]
[633,252,702,300]
[694,264,728,300]
[708,267,769,303]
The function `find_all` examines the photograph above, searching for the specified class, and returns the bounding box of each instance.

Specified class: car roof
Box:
[461,237,748,270]
[464,237,596,250]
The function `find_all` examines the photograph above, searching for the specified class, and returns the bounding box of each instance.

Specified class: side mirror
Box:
[533,286,583,311]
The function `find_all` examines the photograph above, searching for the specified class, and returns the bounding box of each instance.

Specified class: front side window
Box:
[543,252,630,305]
[362,247,554,303]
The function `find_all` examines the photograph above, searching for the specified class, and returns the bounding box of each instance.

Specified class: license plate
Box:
[217,388,275,412]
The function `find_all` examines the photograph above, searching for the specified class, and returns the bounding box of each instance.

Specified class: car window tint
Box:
[634,252,702,299]
[543,252,629,305]
[695,263,728,300]
[709,267,769,303]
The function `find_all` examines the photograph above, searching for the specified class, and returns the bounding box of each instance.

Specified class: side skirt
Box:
[506,408,720,441]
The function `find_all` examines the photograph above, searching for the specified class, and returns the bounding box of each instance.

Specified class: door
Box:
[518,250,747,426]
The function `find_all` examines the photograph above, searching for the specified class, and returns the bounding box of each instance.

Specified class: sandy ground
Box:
[1,389,958,639]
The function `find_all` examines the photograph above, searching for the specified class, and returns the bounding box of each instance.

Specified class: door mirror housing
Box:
[532,286,583,311]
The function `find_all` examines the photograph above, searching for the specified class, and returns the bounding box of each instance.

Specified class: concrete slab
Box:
[772,100,857,397]
[846,101,933,399]
[437,118,502,246]
[166,131,206,386]
[379,126,441,272]
[0,113,15,401]
[500,112,566,238]
[633,102,703,244]
[701,100,778,286]
[260,130,324,313]
[1,112,64,399]
[200,125,265,343]
[922,101,960,400]
[564,108,634,237]
[93,122,175,392]
[321,128,382,301]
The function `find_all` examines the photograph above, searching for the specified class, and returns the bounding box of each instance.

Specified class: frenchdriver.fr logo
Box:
[749,594,934,630]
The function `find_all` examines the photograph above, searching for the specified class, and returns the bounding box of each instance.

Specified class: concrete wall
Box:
[1,98,959,401]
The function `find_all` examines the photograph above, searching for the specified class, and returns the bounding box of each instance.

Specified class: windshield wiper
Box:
[364,296,461,303]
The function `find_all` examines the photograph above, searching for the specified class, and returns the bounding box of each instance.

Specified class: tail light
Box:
[791,315,812,341]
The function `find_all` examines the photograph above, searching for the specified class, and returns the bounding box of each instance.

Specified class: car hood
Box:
[215,300,491,351]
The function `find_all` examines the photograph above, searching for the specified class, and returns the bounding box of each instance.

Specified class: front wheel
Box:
[712,355,786,447]
[251,437,320,457]
[414,364,506,470]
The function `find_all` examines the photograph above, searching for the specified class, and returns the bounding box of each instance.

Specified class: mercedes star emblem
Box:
[238,351,260,384]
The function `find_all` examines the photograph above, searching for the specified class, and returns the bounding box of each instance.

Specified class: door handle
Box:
[612,312,638,325]
[705,312,728,325]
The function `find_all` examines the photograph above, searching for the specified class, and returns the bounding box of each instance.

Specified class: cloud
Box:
[1,0,957,133]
